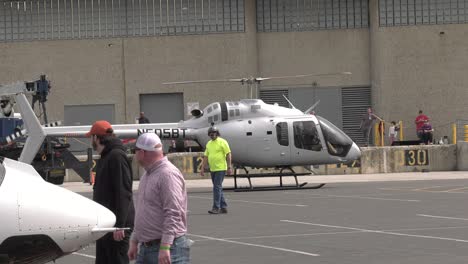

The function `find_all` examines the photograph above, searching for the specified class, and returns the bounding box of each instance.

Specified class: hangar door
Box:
[139,93,184,123]
[64,104,115,153]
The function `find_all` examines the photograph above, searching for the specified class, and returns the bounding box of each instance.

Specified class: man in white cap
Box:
[128,133,190,264]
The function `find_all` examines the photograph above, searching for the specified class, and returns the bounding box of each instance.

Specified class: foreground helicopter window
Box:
[293,121,322,151]
[317,116,353,157]
[276,122,289,146]
[0,161,5,186]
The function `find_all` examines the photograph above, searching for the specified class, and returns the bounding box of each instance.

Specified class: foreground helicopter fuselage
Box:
[0,157,116,263]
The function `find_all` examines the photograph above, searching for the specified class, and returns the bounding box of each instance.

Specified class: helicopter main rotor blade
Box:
[256,71,352,81]
[304,100,321,114]
[163,79,243,85]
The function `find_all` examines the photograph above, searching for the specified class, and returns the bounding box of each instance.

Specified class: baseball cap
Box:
[85,120,113,137]
[136,133,162,151]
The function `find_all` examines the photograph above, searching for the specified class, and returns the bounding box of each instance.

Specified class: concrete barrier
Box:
[457,141,468,171]
[65,144,463,182]
[360,145,456,174]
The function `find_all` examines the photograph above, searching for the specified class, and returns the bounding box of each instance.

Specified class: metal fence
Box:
[256,0,369,32]
[379,0,468,27]
[0,0,245,42]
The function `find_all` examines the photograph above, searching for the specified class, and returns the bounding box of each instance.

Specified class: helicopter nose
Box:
[96,205,116,229]
[347,142,361,160]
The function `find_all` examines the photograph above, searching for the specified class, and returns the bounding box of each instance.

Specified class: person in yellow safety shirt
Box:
[200,126,232,214]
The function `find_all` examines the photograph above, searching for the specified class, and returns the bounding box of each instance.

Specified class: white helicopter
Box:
[0,157,119,263]
[4,77,362,169]
[2,79,360,169]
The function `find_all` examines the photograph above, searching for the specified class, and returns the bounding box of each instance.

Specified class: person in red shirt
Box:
[415,110,429,140]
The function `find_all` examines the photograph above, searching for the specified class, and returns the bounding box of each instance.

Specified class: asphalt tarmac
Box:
[51,175,468,264]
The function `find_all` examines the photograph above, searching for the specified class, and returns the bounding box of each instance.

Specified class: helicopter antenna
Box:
[304,100,320,114]
[282,94,297,110]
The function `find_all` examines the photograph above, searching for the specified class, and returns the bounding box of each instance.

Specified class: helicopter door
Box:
[273,121,291,166]
[290,120,327,164]
[244,120,290,167]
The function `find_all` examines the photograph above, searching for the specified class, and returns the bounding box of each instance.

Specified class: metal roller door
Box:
[341,87,372,146]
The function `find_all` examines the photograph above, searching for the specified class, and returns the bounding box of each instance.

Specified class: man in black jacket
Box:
[86,120,135,264]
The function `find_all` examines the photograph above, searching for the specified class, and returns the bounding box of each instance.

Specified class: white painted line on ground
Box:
[378,187,413,191]
[281,220,468,243]
[284,192,420,202]
[388,226,468,232]
[189,233,319,256]
[379,187,468,194]
[193,226,468,242]
[418,214,468,221]
[189,195,308,207]
[192,231,363,241]
[442,187,468,192]
[72,252,96,259]
[412,186,444,191]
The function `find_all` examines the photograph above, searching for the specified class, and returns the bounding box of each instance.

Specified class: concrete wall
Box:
[369,0,468,142]
[257,29,370,88]
[457,141,468,171]
[0,0,368,124]
[360,145,457,174]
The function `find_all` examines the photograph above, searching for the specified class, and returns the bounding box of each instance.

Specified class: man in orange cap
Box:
[87,120,135,264]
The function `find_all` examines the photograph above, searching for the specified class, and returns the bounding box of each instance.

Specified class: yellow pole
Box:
[465,125,468,142]
[399,121,404,141]
[452,123,457,144]
[380,121,385,146]
[374,123,379,146]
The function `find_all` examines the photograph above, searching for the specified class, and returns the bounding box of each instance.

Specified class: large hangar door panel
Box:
[140,93,184,153]
[139,93,184,123]
[289,87,342,129]
[64,104,115,154]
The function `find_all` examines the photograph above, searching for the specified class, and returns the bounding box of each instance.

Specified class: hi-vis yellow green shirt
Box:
[204,137,231,172]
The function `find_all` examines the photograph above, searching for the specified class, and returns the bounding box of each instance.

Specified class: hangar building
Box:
[1,0,467,145]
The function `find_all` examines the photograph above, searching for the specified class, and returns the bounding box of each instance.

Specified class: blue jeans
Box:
[136,235,191,264]
[211,171,227,209]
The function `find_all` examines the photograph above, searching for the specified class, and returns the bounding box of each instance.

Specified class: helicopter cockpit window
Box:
[208,116,213,124]
[317,116,353,157]
[0,160,5,186]
[276,122,289,146]
[207,106,213,114]
[213,104,219,110]
[229,110,235,117]
[235,109,240,116]
[293,121,322,151]
[213,115,219,122]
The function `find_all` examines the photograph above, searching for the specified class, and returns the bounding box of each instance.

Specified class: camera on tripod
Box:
[25,81,37,92]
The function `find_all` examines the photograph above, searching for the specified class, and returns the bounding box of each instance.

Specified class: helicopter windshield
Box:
[317,116,353,157]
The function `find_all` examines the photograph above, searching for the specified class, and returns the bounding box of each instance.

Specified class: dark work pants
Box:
[95,234,130,264]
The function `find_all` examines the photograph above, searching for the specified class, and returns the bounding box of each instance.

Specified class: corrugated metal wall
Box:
[341,86,371,146]
[259,89,289,108]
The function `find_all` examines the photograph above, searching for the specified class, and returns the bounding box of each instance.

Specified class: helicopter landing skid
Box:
[226,167,325,192]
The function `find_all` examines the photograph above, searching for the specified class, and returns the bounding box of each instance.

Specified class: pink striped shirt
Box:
[131,157,187,245]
